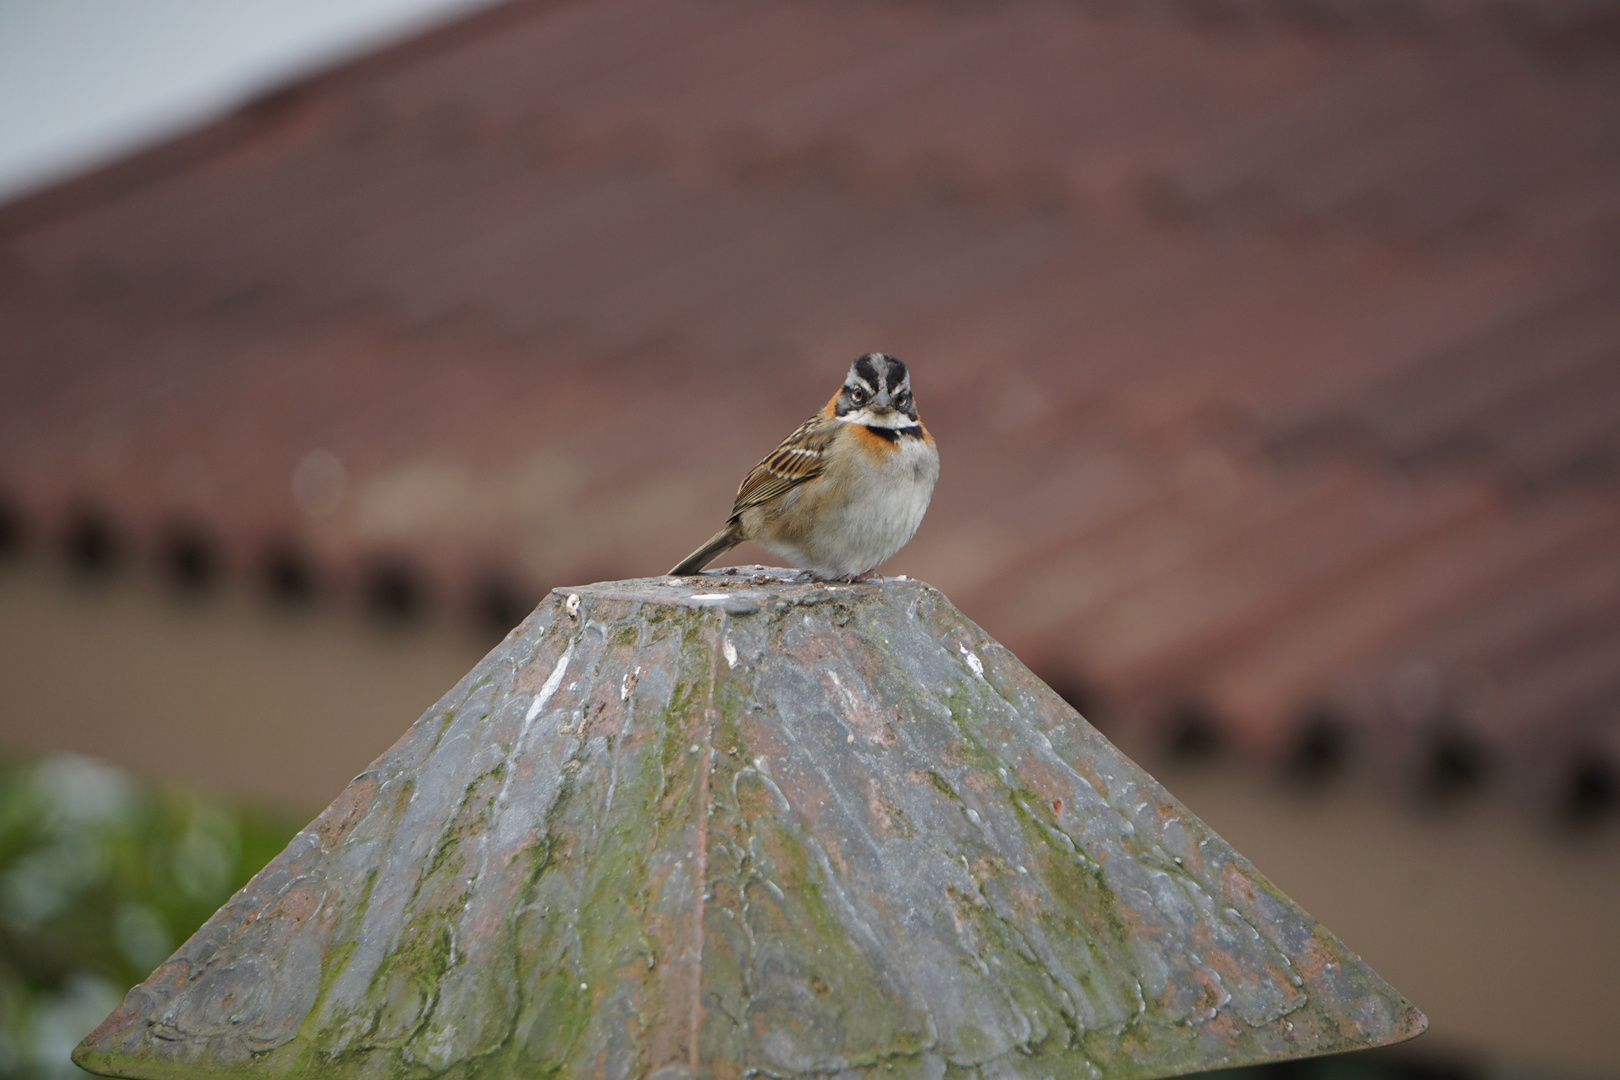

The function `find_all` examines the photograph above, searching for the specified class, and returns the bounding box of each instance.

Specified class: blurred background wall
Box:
[1,0,1618,1077]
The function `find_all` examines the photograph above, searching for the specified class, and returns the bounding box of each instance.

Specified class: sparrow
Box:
[670,352,939,581]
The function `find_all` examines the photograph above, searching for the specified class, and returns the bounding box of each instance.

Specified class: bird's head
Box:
[835,352,917,426]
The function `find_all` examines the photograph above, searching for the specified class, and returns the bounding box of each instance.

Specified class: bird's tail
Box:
[670,524,744,576]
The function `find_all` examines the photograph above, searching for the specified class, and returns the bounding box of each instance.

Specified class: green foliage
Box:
[0,754,298,1079]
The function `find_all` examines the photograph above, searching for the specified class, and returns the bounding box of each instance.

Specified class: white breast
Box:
[796,435,939,578]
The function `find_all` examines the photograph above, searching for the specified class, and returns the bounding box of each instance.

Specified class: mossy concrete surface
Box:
[74,570,1424,1080]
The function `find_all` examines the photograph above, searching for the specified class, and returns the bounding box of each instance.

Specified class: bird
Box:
[670,352,939,581]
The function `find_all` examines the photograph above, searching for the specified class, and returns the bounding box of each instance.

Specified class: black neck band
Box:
[865,424,923,442]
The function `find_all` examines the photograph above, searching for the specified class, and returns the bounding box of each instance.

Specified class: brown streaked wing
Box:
[730,413,839,516]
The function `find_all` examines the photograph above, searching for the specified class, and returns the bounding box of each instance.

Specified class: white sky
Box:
[0,0,501,203]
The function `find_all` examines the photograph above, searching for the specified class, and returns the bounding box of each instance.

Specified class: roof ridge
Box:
[0,0,571,237]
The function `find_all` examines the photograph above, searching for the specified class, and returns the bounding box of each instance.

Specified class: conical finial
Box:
[76,570,1423,1079]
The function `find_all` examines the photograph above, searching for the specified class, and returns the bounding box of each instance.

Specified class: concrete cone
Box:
[76,571,1424,1080]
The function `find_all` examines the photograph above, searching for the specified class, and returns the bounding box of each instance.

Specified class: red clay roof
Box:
[2,0,1618,810]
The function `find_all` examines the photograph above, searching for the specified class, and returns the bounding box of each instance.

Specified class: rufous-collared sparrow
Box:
[671,353,939,581]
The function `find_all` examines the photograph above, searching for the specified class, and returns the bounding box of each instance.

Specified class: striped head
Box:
[834,352,917,426]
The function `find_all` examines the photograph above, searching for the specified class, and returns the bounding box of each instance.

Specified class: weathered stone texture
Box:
[76,571,1423,1079]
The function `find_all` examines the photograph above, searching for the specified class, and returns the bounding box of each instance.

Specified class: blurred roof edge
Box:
[0,0,557,237]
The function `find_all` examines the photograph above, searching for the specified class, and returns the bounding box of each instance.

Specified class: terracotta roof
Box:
[2,0,1618,814]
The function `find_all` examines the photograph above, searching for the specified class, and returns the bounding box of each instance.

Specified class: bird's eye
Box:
[850,386,868,404]
[898,391,912,408]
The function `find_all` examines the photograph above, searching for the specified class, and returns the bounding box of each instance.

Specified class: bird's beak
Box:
[872,389,894,413]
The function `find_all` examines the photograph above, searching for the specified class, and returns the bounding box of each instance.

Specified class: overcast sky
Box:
[0,0,501,203]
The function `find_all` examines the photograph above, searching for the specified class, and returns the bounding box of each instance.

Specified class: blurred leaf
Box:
[0,753,299,1078]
